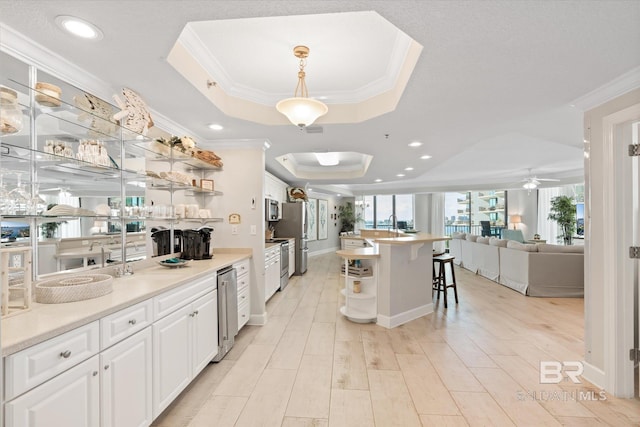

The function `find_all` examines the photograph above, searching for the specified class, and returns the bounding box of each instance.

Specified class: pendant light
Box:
[276,46,328,127]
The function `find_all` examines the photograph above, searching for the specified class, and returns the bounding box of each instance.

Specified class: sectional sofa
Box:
[448,233,584,297]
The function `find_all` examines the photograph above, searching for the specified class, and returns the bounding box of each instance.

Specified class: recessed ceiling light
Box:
[408,141,422,147]
[336,194,341,197]
[420,155,432,160]
[55,16,103,40]
[308,188,313,192]
[404,167,414,171]
[263,141,271,149]
[396,173,405,177]
[208,123,223,130]
[374,178,382,183]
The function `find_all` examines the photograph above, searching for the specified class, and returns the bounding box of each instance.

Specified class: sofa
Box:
[448,233,584,297]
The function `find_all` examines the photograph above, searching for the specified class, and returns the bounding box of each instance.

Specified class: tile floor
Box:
[152,253,640,427]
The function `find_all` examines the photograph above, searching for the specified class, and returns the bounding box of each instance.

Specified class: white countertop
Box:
[2,250,252,356]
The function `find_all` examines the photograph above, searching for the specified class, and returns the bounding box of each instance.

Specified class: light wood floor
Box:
[152,253,640,427]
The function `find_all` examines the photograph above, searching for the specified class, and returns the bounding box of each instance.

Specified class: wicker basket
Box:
[35,274,113,304]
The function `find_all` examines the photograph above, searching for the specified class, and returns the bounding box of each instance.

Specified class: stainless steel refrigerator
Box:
[275,202,308,275]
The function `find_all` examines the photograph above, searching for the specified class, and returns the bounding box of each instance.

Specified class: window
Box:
[360,194,414,229]
[445,190,507,236]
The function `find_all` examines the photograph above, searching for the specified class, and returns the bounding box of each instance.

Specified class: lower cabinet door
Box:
[191,290,218,376]
[100,327,152,427]
[152,303,193,419]
[5,355,100,427]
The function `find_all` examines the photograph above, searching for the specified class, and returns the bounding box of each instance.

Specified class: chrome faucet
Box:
[388,214,399,237]
[89,241,106,267]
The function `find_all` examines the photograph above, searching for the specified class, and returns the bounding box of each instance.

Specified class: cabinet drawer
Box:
[100,299,153,350]
[154,275,216,320]
[237,273,250,294]
[5,321,100,401]
[237,283,250,306]
[233,259,250,278]
[238,300,250,329]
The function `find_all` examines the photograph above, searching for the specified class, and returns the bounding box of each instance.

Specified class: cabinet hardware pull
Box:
[129,319,137,325]
[194,310,199,316]
[93,371,98,376]
[104,365,110,370]
[60,350,71,358]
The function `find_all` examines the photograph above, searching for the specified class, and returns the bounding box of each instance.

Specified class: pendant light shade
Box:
[276,46,328,127]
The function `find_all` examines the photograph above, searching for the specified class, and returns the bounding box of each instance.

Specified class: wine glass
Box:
[8,172,30,215]
[0,172,11,214]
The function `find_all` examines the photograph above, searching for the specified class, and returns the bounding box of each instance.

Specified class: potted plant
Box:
[547,195,577,245]
[338,201,363,234]
[40,203,63,239]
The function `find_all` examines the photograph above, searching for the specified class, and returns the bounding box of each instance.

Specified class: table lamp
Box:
[509,215,522,230]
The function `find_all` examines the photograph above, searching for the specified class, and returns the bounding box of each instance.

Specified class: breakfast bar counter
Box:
[337,233,450,328]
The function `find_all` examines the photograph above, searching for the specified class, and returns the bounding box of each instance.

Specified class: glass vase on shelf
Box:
[0,86,24,135]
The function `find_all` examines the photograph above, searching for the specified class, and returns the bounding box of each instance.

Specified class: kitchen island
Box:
[337,232,450,328]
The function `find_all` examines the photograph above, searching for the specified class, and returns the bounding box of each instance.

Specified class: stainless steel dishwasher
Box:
[212,266,238,362]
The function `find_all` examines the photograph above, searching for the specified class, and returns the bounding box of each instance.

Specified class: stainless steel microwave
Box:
[265,198,280,221]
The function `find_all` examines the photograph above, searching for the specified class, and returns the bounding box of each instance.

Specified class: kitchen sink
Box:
[35,273,113,304]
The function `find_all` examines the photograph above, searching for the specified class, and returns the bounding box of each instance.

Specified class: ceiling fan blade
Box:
[535,178,560,182]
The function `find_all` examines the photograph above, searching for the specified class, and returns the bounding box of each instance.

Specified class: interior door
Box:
[633,121,640,396]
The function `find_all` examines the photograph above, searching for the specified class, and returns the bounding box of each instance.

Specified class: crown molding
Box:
[0,23,200,140]
[570,66,640,111]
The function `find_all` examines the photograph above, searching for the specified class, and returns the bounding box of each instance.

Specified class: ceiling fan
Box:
[521,169,560,191]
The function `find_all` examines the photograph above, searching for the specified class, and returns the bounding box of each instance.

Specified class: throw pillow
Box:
[452,232,466,239]
[466,234,478,242]
[506,240,538,252]
[476,236,490,244]
[537,244,584,253]
[489,237,508,247]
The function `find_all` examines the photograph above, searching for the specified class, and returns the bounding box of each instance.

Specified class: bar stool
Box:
[432,254,458,308]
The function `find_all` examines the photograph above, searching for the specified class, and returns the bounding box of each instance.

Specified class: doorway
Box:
[603,105,640,398]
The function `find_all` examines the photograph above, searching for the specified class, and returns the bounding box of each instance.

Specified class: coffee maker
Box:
[181,227,213,260]
[151,227,182,257]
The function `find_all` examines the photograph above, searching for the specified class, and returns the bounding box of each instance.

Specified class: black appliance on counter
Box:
[151,227,182,256]
[182,227,213,260]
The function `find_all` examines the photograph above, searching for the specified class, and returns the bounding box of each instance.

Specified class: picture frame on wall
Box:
[318,199,328,240]
[307,199,317,241]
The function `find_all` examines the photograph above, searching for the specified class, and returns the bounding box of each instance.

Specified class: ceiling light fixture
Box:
[314,152,339,166]
[276,46,328,128]
[55,16,103,40]
[208,123,223,130]
[408,141,422,147]
[405,167,414,171]
[523,181,538,190]
[374,179,382,183]
[420,155,432,160]
[396,173,405,177]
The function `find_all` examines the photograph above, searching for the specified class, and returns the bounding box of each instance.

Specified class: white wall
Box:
[307,193,342,256]
[206,145,267,324]
[583,87,640,388]
[506,189,538,240]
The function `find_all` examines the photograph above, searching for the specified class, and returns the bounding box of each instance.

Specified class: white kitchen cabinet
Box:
[264,172,287,204]
[5,355,100,427]
[288,239,295,277]
[264,245,280,302]
[100,327,152,427]
[152,289,218,418]
[4,321,100,401]
[191,291,219,375]
[234,259,251,330]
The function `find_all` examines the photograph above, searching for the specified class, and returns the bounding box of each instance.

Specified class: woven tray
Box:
[35,274,113,304]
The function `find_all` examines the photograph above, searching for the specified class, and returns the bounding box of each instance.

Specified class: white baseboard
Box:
[309,246,340,257]
[248,312,267,326]
[582,360,605,390]
[377,303,433,329]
